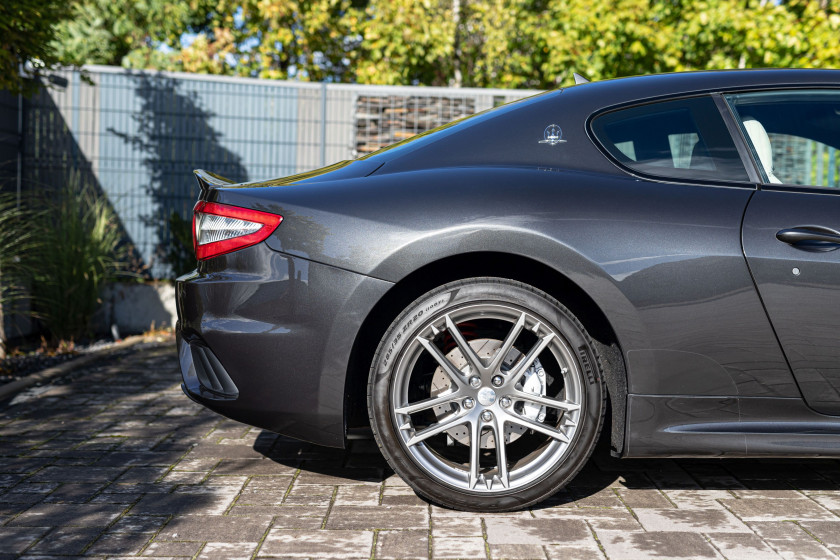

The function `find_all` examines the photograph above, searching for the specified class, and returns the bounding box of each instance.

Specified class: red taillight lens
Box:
[192,201,283,261]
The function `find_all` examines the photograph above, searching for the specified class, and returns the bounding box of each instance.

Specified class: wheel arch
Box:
[344,251,628,456]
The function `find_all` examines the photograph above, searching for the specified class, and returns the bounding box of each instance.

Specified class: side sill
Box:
[625,394,840,458]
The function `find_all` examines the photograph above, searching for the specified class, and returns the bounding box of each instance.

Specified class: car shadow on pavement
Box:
[254,430,393,485]
[254,427,840,510]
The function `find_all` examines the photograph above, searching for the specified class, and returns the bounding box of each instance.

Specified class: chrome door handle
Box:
[776,226,840,251]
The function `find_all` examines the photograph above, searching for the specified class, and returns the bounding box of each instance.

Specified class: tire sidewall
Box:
[368,278,605,512]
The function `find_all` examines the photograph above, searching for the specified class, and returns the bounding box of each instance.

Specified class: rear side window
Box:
[725,90,840,188]
[591,96,749,183]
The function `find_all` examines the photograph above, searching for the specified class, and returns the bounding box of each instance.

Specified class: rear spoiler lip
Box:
[194,169,235,193]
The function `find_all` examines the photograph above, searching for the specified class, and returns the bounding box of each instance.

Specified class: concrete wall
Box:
[94,282,178,336]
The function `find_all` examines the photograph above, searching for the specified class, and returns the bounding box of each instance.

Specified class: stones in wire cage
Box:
[429,338,556,448]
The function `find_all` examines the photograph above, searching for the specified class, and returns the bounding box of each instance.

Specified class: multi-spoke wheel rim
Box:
[390,303,584,494]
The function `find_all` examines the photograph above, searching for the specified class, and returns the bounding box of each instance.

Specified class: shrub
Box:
[165,209,197,278]
[24,173,124,343]
[0,192,35,309]
[0,192,38,357]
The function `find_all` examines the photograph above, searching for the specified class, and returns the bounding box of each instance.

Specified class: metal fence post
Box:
[16,67,23,209]
[320,82,328,168]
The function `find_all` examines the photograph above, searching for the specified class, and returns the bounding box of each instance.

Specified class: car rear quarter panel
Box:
[213,167,798,403]
[178,244,392,447]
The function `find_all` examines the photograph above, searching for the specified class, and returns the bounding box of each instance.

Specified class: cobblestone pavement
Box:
[3,342,840,559]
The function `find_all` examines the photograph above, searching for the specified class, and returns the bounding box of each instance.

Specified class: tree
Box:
[535,0,840,86]
[355,0,456,85]
[34,0,840,88]
[239,0,364,81]
[53,0,219,69]
[0,0,73,95]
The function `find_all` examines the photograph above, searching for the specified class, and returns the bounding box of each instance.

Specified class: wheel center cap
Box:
[477,387,497,406]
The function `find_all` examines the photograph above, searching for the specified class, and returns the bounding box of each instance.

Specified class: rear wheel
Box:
[368,278,606,511]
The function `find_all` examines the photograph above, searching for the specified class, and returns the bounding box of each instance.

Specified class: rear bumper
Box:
[175,243,393,448]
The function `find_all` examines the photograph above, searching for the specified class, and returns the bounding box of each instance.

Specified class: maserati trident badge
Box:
[539,124,566,145]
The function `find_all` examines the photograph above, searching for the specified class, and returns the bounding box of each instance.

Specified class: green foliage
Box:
[43,1,840,87]
[53,0,219,68]
[0,193,37,310]
[0,0,73,95]
[165,210,197,278]
[24,174,125,343]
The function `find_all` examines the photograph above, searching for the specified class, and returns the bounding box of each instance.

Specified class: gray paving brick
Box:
[616,488,675,509]
[43,483,104,503]
[721,498,837,521]
[157,514,273,542]
[184,444,265,460]
[108,515,169,533]
[489,543,547,559]
[765,538,836,559]
[543,543,605,560]
[173,458,220,472]
[85,532,153,555]
[0,526,51,554]
[484,517,590,545]
[132,487,238,515]
[432,517,484,538]
[9,503,127,527]
[375,529,428,560]
[0,474,25,487]
[16,556,89,560]
[30,466,125,483]
[662,489,734,509]
[381,486,427,507]
[0,458,51,474]
[567,486,623,508]
[115,466,171,484]
[197,542,258,560]
[598,530,718,559]
[798,520,840,547]
[258,529,374,558]
[333,484,381,506]
[26,527,101,555]
[531,508,641,532]
[0,491,47,506]
[706,533,782,560]
[261,510,325,529]
[142,540,203,557]
[235,480,293,507]
[432,536,487,559]
[810,494,840,514]
[294,468,385,486]
[634,506,752,533]
[325,505,428,530]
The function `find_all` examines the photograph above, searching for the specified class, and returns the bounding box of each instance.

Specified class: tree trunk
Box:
[451,0,463,88]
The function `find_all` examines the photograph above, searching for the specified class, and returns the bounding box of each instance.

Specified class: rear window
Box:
[591,96,749,183]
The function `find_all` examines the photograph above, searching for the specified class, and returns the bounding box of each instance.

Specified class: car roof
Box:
[566,68,840,111]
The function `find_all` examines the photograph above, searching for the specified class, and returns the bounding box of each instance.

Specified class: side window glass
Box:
[591,96,749,182]
[726,90,840,188]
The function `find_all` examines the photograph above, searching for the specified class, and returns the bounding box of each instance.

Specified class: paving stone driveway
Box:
[3,341,840,559]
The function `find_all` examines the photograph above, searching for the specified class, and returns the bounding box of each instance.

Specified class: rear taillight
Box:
[192,201,283,261]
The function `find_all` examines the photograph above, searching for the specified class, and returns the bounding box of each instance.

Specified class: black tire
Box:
[368,277,606,511]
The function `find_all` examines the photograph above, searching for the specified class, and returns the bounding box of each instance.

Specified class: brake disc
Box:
[430,339,547,448]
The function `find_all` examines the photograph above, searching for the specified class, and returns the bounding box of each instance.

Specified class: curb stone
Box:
[0,335,148,400]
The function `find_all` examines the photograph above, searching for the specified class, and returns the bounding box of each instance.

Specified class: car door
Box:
[731,89,840,415]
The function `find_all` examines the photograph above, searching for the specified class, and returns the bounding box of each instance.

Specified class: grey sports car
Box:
[176,69,840,511]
